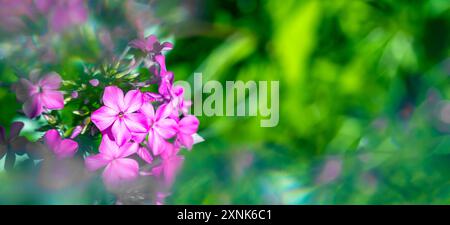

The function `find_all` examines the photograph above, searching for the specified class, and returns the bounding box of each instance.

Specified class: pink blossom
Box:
[85,135,139,188]
[176,115,199,150]
[91,86,147,146]
[44,129,78,159]
[135,102,177,156]
[14,71,64,118]
[129,35,173,55]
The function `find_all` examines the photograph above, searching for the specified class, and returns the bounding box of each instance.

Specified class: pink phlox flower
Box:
[91,86,147,146]
[43,129,78,159]
[14,71,64,118]
[135,102,177,156]
[85,135,139,188]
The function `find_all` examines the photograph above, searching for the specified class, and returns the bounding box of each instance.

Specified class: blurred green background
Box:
[0,0,449,204]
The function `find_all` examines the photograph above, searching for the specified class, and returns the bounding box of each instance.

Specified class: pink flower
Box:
[135,102,177,156]
[91,86,147,146]
[43,129,78,159]
[129,35,173,55]
[176,115,199,150]
[14,71,64,118]
[85,135,139,188]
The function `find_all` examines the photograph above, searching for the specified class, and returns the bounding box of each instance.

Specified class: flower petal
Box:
[91,106,118,131]
[178,115,199,135]
[102,86,125,112]
[178,133,194,150]
[155,103,173,120]
[99,134,120,157]
[123,90,143,113]
[44,129,61,151]
[85,153,111,172]
[124,113,147,133]
[155,55,167,73]
[148,131,168,156]
[118,141,138,158]
[155,119,177,139]
[15,78,38,102]
[140,102,155,119]
[39,72,61,90]
[23,95,43,118]
[137,146,153,164]
[102,158,139,187]
[111,119,131,147]
[9,121,24,140]
[40,90,64,110]
[161,42,173,51]
[54,139,78,159]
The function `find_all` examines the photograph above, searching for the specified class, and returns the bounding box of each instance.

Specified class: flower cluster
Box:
[9,35,202,201]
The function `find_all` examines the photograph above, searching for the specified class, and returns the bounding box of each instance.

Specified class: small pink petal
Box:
[9,121,24,140]
[44,129,61,151]
[111,119,131,147]
[155,119,177,139]
[118,141,139,158]
[98,135,120,157]
[40,90,64,110]
[23,95,43,118]
[179,133,194,150]
[123,113,147,133]
[54,139,78,159]
[39,72,62,90]
[91,106,118,131]
[15,78,38,102]
[178,115,199,135]
[70,125,82,139]
[161,42,173,51]
[102,86,125,112]
[137,146,153,164]
[155,103,173,120]
[140,102,155,118]
[102,158,139,187]
[123,90,142,113]
[85,153,111,172]
[148,131,168,156]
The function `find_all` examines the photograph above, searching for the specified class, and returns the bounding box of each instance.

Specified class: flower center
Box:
[118,112,124,118]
